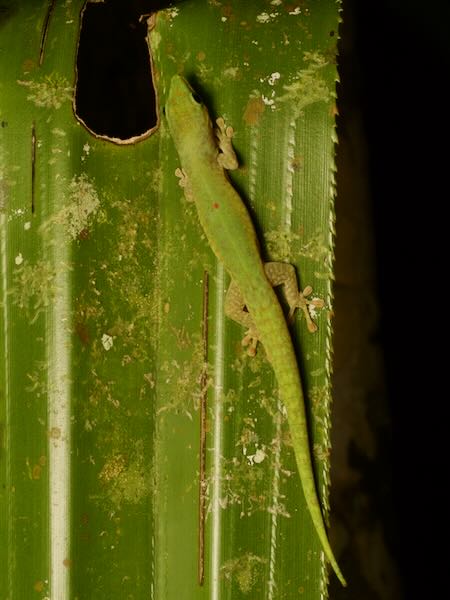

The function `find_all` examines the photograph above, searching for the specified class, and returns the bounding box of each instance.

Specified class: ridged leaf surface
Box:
[0,1,341,598]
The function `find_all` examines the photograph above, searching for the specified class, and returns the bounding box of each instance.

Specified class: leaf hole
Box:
[74,1,172,144]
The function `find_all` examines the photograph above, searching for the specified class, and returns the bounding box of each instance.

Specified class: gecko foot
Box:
[175,167,195,201]
[288,286,325,333]
[175,167,187,187]
[215,117,239,170]
[241,327,260,357]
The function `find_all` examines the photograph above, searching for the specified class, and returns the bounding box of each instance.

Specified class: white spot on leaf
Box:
[253,449,266,464]
[268,72,281,86]
[256,12,279,24]
[101,334,114,351]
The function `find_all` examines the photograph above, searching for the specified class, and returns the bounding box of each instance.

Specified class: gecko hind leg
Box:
[224,263,324,356]
[264,262,324,333]
[175,167,195,202]
[224,279,260,356]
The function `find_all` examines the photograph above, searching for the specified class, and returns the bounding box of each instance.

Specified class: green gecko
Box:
[165,74,346,587]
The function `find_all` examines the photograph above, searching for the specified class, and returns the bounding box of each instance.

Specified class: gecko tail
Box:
[291,412,347,586]
[243,276,347,585]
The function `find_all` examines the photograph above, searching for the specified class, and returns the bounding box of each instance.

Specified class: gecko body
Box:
[165,74,346,586]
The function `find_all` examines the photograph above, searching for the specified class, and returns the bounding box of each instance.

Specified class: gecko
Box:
[165,74,346,587]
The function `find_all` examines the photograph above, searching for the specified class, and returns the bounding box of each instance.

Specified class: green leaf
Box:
[1,1,341,598]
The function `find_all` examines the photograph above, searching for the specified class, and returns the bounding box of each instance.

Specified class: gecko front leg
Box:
[215,117,239,170]
[175,117,237,200]
[225,262,324,355]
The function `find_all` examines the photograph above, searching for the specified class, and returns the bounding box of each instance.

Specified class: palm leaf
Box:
[0,1,341,598]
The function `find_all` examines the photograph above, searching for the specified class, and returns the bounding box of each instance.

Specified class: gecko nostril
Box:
[192,93,202,104]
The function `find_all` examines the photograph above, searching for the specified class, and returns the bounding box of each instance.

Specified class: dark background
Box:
[76,1,449,597]
[340,1,448,597]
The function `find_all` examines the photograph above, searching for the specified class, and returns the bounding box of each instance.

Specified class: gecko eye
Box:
[192,92,202,105]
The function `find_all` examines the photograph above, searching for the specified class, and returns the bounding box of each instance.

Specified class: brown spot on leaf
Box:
[78,228,90,240]
[222,5,234,18]
[75,321,90,346]
[22,59,36,73]
[290,155,304,171]
[49,427,61,440]
[243,96,265,126]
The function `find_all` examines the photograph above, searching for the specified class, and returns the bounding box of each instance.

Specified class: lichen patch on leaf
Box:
[298,230,329,262]
[221,553,267,594]
[265,228,302,262]
[98,444,151,509]
[256,11,279,24]
[157,333,210,419]
[41,174,101,240]
[277,52,331,117]
[11,259,56,323]
[17,73,73,109]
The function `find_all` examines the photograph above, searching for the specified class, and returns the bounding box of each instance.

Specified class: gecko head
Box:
[165,75,212,146]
